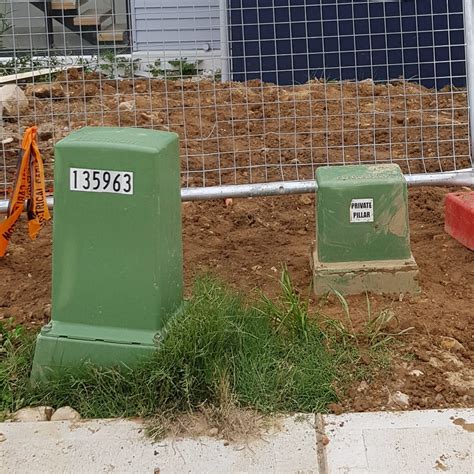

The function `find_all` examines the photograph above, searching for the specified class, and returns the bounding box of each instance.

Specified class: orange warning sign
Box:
[0,126,51,256]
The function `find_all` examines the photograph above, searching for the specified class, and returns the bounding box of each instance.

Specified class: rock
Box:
[119,101,135,112]
[50,406,81,422]
[328,403,344,415]
[409,369,424,377]
[390,391,410,407]
[440,337,465,352]
[84,83,98,98]
[224,198,233,207]
[207,427,219,437]
[0,85,29,116]
[0,433,6,442]
[446,370,474,391]
[428,357,443,369]
[455,386,468,396]
[357,380,369,392]
[440,352,464,370]
[12,406,54,422]
[30,83,65,99]
[134,82,148,94]
[139,112,153,122]
[434,393,445,403]
[39,124,55,141]
[43,303,52,319]
[299,195,312,205]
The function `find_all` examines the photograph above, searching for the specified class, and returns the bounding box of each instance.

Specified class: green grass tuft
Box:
[1,271,392,422]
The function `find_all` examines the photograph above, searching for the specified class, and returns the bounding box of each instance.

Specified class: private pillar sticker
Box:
[350,198,374,223]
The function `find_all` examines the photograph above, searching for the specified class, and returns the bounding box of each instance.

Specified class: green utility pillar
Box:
[312,164,419,295]
[31,127,183,380]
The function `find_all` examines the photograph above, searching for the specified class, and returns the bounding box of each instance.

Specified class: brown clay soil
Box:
[0,70,471,191]
[0,72,472,413]
[1,187,472,413]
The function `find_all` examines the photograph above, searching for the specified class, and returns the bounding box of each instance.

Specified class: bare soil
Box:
[1,187,472,413]
[0,71,471,192]
[0,73,472,413]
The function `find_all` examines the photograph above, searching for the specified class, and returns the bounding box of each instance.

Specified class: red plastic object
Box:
[444,191,474,250]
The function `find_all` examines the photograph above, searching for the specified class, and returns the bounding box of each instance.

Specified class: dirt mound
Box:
[0,73,470,193]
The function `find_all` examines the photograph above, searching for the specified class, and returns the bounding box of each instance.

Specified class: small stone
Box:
[434,393,445,403]
[440,352,464,370]
[207,427,219,437]
[328,403,344,415]
[0,85,29,116]
[440,337,465,352]
[455,386,468,396]
[357,380,369,392]
[0,433,5,442]
[224,198,233,207]
[119,101,135,112]
[43,304,52,319]
[39,124,55,141]
[390,391,410,407]
[44,407,54,420]
[50,406,81,422]
[84,83,98,98]
[135,82,148,94]
[299,195,312,205]
[30,83,65,99]
[409,369,424,377]
[321,435,330,446]
[12,406,54,422]
[428,357,443,369]
[434,385,444,393]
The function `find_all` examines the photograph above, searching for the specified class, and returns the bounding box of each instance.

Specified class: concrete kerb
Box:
[0,409,472,473]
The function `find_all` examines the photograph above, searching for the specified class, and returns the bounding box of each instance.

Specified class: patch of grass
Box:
[0,270,396,432]
[0,320,35,420]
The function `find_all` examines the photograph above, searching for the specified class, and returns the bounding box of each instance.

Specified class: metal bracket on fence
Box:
[0,170,472,214]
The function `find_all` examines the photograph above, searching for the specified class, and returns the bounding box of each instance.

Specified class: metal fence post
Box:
[464,0,474,156]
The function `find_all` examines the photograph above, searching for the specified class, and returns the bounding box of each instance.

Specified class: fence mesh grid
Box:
[0,0,472,201]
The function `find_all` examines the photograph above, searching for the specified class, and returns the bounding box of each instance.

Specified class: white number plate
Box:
[70,168,133,195]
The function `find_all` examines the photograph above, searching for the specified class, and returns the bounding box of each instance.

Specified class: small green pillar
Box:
[31,127,183,380]
[312,164,419,295]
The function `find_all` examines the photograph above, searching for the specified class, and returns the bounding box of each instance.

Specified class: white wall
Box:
[131,0,220,53]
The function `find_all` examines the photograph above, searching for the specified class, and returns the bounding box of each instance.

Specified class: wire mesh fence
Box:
[0,0,472,202]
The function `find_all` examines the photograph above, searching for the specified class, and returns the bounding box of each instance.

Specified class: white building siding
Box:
[131,0,220,52]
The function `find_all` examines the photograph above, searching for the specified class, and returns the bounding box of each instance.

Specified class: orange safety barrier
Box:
[0,126,51,256]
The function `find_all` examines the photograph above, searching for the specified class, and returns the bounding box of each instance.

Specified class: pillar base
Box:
[31,331,158,382]
[311,247,420,296]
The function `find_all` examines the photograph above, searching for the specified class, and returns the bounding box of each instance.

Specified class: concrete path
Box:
[0,409,472,473]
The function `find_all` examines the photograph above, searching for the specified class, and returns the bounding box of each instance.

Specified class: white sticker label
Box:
[70,168,133,195]
[350,198,374,223]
